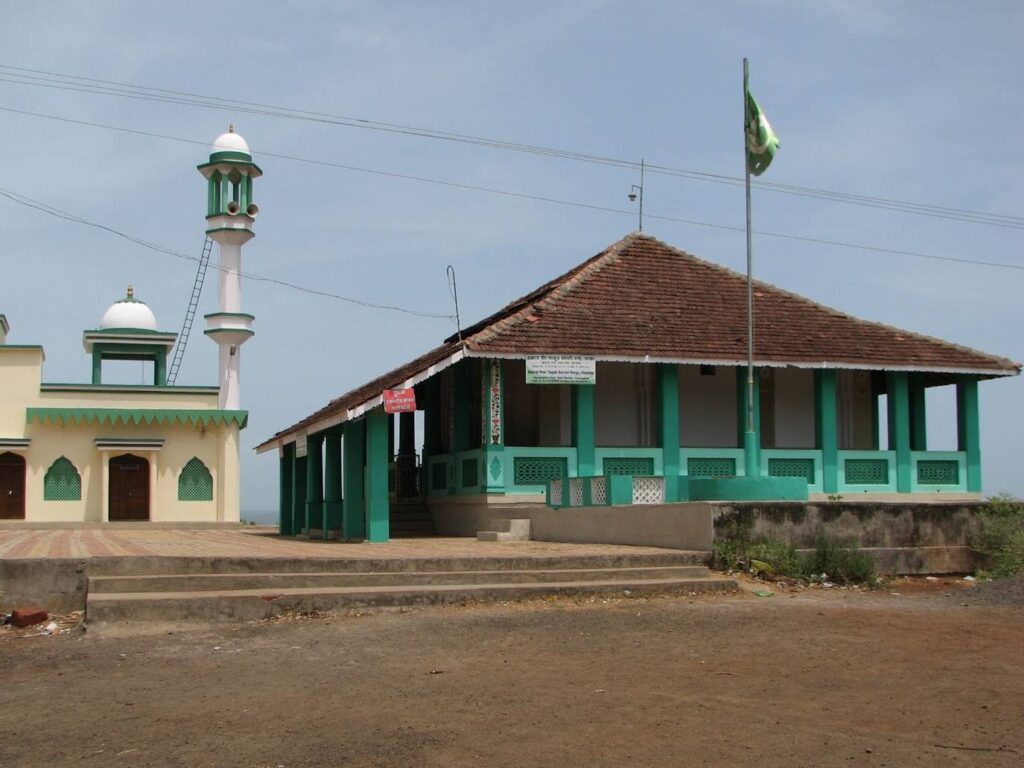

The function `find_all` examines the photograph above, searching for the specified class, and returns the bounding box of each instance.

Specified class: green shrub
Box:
[970,494,1024,578]
[801,535,877,586]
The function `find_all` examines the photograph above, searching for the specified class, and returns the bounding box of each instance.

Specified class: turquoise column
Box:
[422,379,439,458]
[154,352,167,386]
[342,420,366,539]
[658,364,682,502]
[481,359,506,494]
[736,367,761,477]
[909,375,927,451]
[957,377,982,493]
[305,433,324,534]
[279,443,294,536]
[365,408,390,542]
[324,432,342,538]
[92,351,102,385]
[887,372,912,492]
[292,452,307,535]
[573,384,596,477]
[453,362,471,453]
[869,375,881,450]
[814,370,839,494]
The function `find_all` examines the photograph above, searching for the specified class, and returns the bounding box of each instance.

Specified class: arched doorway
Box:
[0,452,26,520]
[109,454,150,521]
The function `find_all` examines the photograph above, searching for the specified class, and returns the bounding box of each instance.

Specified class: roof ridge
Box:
[462,232,640,348]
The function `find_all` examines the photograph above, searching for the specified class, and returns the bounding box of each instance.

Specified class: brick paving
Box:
[0,527,682,561]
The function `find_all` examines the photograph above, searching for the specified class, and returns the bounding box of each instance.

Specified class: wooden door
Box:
[0,452,26,520]
[109,454,150,521]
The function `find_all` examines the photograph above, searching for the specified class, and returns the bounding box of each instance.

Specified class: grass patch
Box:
[970,494,1024,579]
[713,525,877,586]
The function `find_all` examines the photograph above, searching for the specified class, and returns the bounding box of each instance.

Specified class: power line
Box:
[2,105,1022,274]
[0,186,456,319]
[0,63,1021,230]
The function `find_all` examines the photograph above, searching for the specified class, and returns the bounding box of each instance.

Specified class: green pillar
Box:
[305,433,324,534]
[887,372,912,492]
[292,452,307,535]
[279,443,294,536]
[658,364,681,502]
[573,384,596,477]
[909,375,927,451]
[481,359,505,494]
[155,352,167,386]
[814,369,839,494]
[957,377,982,493]
[453,361,471,453]
[324,432,342,537]
[92,351,102,385]
[342,420,366,539]
[736,367,761,477]
[365,408,390,542]
[869,375,881,450]
[422,379,440,458]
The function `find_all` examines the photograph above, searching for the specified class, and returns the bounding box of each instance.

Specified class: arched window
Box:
[178,457,213,501]
[43,457,82,501]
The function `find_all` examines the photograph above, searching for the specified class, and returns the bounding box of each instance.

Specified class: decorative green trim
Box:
[761,448,824,493]
[43,457,81,501]
[838,450,897,493]
[84,328,177,338]
[203,328,255,338]
[178,457,213,502]
[27,408,247,429]
[887,372,912,492]
[956,377,982,492]
[41,383,219,394]
[198,156,262,170]
[203,312,256,321]
[814,370,838,493]
[505,446,578,494]
[0,344,44,350]
[911,451,967,492]
[680,448,746,477]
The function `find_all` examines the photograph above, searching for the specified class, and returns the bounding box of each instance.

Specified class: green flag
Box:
[745,90,779,176]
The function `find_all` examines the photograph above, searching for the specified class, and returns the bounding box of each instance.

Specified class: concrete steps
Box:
[84,554,732,627]
[477,518,531,542]
[390,504,434,538]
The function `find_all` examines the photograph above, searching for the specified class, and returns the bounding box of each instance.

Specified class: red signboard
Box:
[383,388,417,414]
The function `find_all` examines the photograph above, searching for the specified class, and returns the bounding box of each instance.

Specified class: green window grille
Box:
[431,461,448,491]
[603,457,655,476]
[917,460,959,486]
[178,457,213,501]
[687,457,736,479]
[513,456,568,486]
[43,457,81,501]
[844,459,889,485]
[768,458,815,483]
[462,458,479,488]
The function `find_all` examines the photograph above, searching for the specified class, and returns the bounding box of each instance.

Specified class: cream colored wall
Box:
[22,420,235,523]
[2,348,239,523]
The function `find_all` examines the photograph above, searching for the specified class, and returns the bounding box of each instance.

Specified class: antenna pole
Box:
[447,265,463,343]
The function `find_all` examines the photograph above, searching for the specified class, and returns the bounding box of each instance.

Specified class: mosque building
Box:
[0,128,260,523]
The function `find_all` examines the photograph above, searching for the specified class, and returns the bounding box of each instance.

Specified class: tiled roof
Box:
[257,233,1017,450]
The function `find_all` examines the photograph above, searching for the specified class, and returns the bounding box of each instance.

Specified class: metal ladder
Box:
[166,237,214,386]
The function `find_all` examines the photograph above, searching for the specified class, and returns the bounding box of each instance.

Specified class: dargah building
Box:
[258,233,1019,542]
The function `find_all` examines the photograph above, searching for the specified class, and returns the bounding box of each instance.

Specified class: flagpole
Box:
[743,57,758,478]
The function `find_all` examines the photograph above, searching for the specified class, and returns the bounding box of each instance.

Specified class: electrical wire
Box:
[1,105,1022,273]
[0,63,1021,230]
[0,186,456,319]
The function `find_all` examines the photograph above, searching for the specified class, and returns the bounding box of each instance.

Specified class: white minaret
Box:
[198,126,262,410]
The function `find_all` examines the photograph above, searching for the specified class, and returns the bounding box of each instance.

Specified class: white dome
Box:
[100,287,158,331]
[211,126,250,156]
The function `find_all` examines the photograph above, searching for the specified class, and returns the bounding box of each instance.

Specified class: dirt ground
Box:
[1,578,1021,768]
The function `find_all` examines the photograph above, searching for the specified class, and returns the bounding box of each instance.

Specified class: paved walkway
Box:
[0,527,682,561]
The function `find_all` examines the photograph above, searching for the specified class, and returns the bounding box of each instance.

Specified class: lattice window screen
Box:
[569,478,585,506]
[591,476,607,505]
[687,457,737,478]
[43,457,81,501]
[767,458,815,483]
[549,479,563,506]
[602,457,655,476]
[632,476,665,504]
[917,460,959,485]
[178,457,213,501]
[513,457,567,486]
[844,459,889,485]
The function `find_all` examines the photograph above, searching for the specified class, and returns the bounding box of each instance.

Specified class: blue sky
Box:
[1,1,1021,510]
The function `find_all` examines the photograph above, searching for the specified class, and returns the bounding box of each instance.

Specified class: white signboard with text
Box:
[525,355,596,385]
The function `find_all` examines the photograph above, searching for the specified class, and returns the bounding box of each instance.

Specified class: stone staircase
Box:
[84,552,734,628]
[389,502,434,538]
